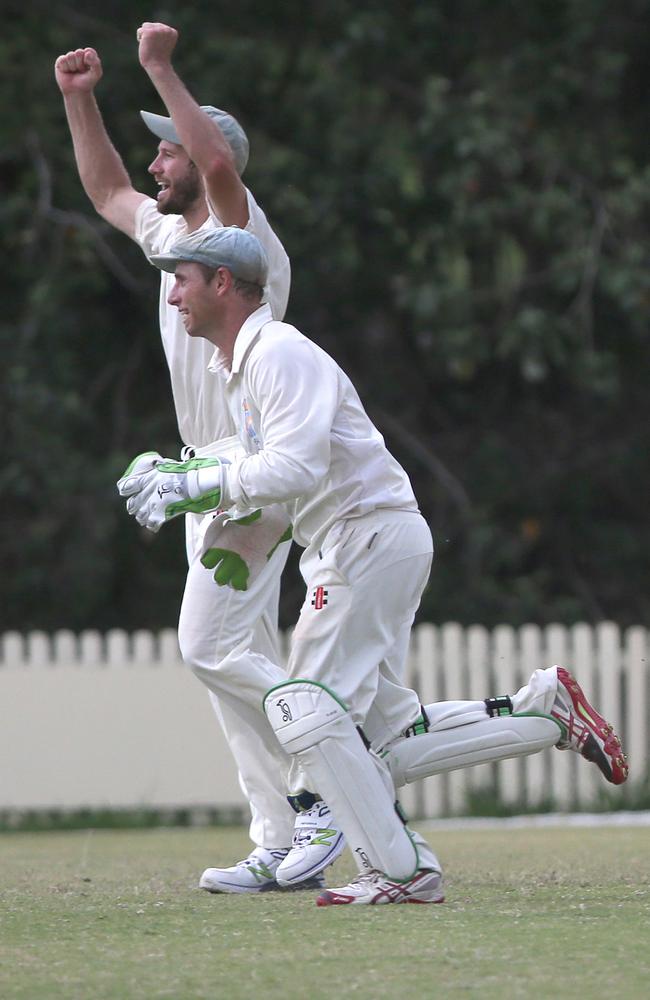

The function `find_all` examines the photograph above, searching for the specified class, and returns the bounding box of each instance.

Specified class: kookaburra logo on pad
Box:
[277,698,292,722]
[311,586,328,610]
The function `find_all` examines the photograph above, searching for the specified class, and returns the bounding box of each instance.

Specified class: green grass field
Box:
[1,823,648,999]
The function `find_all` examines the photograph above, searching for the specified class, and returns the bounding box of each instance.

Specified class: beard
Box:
[157,165,202,216]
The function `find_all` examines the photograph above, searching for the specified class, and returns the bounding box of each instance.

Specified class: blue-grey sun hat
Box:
[150,226,268,285]
[140,105,249,175]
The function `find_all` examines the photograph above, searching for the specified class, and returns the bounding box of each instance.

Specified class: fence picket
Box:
[465,625,492,801]
[493,626,520,808]
[78,630,103,666]
[1,632,25,667]
[624,626,648,798]
[571,623,601,806]
[415,624,444,818]
[546,625,573,810]
[441,623,465,814]
[520,624,548,807]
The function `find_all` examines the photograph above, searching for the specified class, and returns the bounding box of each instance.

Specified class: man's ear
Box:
[213,266,234,295]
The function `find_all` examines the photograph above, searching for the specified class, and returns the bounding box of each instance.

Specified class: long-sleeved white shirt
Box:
[134,192,290,449]
[211,305,419,549]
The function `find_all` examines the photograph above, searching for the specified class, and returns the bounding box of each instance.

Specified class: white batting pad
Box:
[264,680,420,881]
[385,713,562,786]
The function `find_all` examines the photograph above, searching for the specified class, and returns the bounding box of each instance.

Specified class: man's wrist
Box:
[187,465,224,500]
[142,60,175,82]
[64,90,97,108]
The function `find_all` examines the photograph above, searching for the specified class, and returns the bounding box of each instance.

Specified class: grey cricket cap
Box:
[140,105,250,175]
[150,226,269,285]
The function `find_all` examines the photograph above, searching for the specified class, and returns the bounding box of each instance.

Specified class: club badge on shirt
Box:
[242,397,261,450]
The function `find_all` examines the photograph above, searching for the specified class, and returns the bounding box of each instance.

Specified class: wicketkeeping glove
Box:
[200,504,292,591]
[117,453,228,533]
[116,451,163,497]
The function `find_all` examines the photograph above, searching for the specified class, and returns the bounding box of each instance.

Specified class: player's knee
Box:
[177,622,205,675]
[264,679,352,754]
[178,626,227,679]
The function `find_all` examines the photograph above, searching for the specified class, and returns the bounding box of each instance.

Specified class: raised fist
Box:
[54,48,103,95]
[136,22,178,69]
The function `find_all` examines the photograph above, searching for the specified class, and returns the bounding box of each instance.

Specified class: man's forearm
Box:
[142,61,234,173]
[63,91,132,214]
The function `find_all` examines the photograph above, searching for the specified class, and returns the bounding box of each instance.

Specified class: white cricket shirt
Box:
[134,191,290,448]
[211,305,419,549]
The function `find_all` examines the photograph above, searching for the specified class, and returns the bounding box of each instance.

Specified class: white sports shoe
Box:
[200,846,325,894]
[316,868,445,906]
[275,800,346,886]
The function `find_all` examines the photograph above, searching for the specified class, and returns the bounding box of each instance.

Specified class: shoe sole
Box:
[200,881,279,894]
[556,667,628,784]
[316,891,445,906]
[200,874,325,895]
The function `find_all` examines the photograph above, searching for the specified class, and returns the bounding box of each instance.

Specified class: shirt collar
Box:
[207,303,274,378]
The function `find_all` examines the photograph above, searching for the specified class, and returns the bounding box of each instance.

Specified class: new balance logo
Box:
[310,828,337,847]
[311,586,328,610]
[248,862,274,883]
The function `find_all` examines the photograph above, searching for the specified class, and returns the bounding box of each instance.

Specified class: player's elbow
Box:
[282,462,325,499]
[203,152,239,186]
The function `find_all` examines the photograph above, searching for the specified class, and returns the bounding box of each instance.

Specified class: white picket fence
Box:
[0,623,647,819]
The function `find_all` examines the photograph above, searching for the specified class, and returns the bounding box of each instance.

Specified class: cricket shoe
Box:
[316,868,445,906]
[199,847,325,894]
[550,666,628,785]
[275,800,345,887]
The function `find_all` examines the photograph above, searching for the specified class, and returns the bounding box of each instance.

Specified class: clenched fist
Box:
[136,22,178,69]
[54,48,102,95]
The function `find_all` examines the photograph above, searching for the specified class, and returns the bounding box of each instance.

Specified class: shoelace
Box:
[349,869,384,885]
[243,848,288,868]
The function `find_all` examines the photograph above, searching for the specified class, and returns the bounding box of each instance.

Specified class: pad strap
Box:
[484,695,514,718]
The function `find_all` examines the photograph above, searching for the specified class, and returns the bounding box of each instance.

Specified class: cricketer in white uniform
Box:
[54,23,337,893]
[133,193,304,850]
[119,227,627,905]
[120,225,628,904]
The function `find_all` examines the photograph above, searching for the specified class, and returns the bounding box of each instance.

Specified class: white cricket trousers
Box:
[179,513,295,849]
[292,508,432,738]
[179,508,436,852]
[288,507,440,873]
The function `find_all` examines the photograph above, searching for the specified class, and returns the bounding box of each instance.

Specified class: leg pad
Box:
[264,680,420,881]
[385,713,562,786]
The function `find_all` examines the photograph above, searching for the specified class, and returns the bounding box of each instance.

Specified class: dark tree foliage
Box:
[2,0,649,632]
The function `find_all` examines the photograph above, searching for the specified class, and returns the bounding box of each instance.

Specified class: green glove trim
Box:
[156,457,222,474]
[155,457,224,519]
[201,548,250,591]
[164,490,223,519]
[121,451,160,477]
